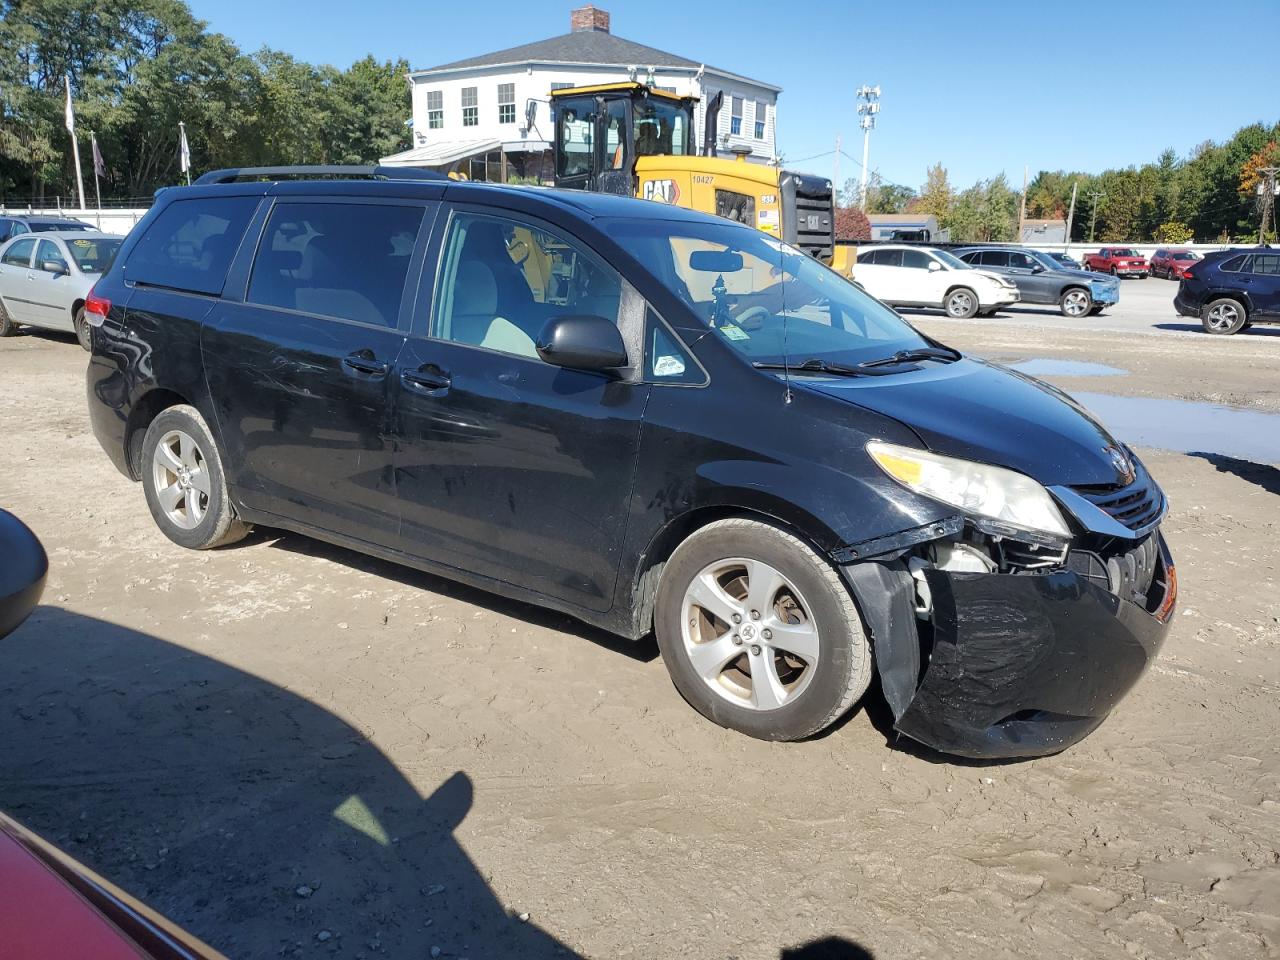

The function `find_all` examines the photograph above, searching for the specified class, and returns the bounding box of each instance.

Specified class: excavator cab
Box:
[551,83,697,196]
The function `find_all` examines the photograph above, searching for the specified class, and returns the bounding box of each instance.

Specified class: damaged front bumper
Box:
[841,532,1176,760]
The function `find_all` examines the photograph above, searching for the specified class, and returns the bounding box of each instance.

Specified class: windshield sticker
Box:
[72,239,93,246]
[653,355,687,377]
[720,325,750,341]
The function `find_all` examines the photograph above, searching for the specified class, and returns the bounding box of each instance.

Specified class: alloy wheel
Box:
[1062,290,1090,317]
[151,429,211,530]
[1206,302,1241,332]
[946,291,974,317]
[680,557,820,711]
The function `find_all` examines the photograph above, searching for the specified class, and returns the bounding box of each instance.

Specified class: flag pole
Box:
[91,132,103,229]
[65,76,86,210]
[179,121,191,186]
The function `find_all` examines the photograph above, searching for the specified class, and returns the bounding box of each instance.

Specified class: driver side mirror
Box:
[536,314,628,372]
[41,260,68,276]
[927,261,942,272]
[1030,262,1044,273]
[0,509,47,642]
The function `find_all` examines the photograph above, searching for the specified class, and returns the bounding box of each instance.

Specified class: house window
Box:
[461,86,478,127]
[754,101,767,139]
[550,82,573,90]
[427,90,443,129]
[498,82,515,124]
[730,96,743,136]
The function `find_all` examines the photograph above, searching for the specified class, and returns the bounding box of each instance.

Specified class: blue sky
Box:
[189,0,1280,194]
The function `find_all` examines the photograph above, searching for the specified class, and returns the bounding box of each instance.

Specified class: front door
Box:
[26,239,74,329]
[1249,253,1280,317]
[202,197,432,546]
[1005,250,1056,304]
[392,207,650,611]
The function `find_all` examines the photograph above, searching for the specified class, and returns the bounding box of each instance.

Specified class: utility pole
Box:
[834,135,841,207]
[1087,190,1105,244]
[1064,180,1079,255]
[1017,164,1029,243]
[855,85,881,210]
[1257,166,1279,246]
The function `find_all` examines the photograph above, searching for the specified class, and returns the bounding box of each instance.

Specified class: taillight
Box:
[84,290,111,328]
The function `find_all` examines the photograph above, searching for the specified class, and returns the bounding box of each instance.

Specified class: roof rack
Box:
[192,165,447,186]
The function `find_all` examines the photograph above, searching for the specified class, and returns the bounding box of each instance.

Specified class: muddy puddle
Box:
[1073,392,1280,464]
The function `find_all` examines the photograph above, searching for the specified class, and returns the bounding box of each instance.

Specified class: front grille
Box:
[1071,467,1165,534]
[1068,534,1160,605]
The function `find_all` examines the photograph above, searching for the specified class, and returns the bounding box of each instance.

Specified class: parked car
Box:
[1047,251,1081,269]
[1082,247,1149,277]
[1174,247,1280,334]
[0,214,90,243]
[853,244,1020,318]
[85,166,1175,759]
[954,246,1120,317]
[0,231,123,349]
[1150,247,1201,279]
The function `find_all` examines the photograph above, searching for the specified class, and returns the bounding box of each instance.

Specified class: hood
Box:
[961,268,1008,285]
[797,357,1130,486]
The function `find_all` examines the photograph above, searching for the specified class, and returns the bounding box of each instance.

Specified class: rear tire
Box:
[1201,298,1247,335]
[1059,287,1093,318]
[0,301,16,337]
[654,519,872,742]
[141,404,250,550]
[73,307,92,351]
[944,287,980,319]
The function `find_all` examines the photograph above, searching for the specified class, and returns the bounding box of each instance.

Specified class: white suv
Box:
[854,245,1020,318]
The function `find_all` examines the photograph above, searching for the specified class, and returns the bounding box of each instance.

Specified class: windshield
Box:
[634,99,690,156]
[930,249,970,270]
[1112,248,1139,257]
[66,236,123,273]
[610,218,934,366]
[1173,251,1201,261]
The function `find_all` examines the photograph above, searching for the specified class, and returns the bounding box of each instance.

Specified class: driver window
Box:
[900,250,931,270]
[433,212,623,360]
[605,99,627,170]
[554,97,596,178]
[1009,252,1036,269]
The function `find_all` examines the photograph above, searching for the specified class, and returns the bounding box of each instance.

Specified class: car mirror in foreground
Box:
[536,314,628,372]
[0,509,47,641]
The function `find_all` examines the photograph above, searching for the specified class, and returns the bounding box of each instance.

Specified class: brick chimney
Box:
[570,5,610,33]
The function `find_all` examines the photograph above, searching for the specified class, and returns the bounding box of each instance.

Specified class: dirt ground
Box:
[1,296,1278,959]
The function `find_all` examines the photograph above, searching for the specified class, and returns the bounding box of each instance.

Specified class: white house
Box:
[381,5,782,181]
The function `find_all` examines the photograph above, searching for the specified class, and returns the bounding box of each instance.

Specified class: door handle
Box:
[342,350,390,377]
[400,364,451,393]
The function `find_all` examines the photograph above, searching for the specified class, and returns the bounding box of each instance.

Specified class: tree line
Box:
[838,120,1280,244]
[0,0,411,205]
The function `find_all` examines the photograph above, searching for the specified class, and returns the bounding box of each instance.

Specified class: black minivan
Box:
[84,167,1176,759]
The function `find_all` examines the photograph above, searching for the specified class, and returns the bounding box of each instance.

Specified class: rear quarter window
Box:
[1218,255,1247,273]
[123,196,259,296]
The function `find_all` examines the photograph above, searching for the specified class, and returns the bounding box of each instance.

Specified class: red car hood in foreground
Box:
[0,812,224,960]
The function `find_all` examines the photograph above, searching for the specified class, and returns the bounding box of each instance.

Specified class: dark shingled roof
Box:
[419,30,704,73]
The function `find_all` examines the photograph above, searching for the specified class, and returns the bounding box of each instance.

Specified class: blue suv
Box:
[1174,247,1280,334]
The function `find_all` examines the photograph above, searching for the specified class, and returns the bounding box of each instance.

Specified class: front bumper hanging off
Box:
[842,533,1176,760]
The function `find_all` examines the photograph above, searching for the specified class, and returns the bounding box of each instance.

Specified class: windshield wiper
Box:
[752,358,873,377]
[857,346,961,369]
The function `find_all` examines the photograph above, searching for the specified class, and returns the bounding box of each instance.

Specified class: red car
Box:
[1083,247,1149,278]
[1150,247,1202,279]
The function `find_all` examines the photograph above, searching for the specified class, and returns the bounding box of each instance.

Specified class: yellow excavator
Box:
[548,82,854,276]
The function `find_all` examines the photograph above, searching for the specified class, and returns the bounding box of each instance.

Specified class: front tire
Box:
[654,519,872,741]
[73,307,92,351]
[1060,287,1093,317]
[944,287,980,319]
[141,404,250,549]
[1202,298,1247,335]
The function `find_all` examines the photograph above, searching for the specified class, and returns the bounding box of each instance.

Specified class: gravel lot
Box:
[1,277,1278,960]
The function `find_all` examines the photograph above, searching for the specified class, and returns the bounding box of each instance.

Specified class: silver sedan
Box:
[0,231,123,350]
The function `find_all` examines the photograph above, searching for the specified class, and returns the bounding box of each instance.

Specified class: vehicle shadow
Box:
[780,936,875,959]
[1154,322,1280,337]
[247,527,659,663]
[1190,451,1280,494]
[0,607,582,959]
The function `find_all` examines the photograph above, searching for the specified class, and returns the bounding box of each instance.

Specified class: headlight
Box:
[867,441,1071,539]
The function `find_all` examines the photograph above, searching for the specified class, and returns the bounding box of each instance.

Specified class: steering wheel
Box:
[734,305,772,331]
